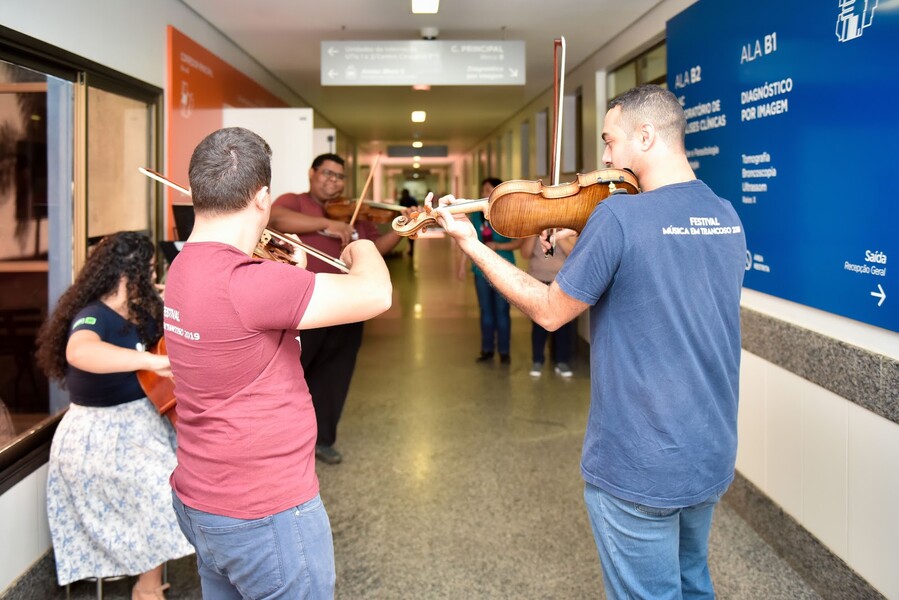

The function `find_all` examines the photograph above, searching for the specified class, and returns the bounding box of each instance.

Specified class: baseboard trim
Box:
[725,472,884,600]
[0,550,57,600]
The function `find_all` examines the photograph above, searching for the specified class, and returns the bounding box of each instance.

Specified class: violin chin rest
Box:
[610,188,629,195]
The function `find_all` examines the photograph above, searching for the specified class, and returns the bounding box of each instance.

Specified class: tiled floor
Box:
[58,236,821,599]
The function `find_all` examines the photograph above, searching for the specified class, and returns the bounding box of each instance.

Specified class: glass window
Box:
[86,87,152,239]
[0,60,53,446]
[562,86,583,174]
[535,109,548,178]
[638,43,667,85]
[0,50,160,469]
[519,120,530,178]
[503,130,513,179]
[608,41,667,100]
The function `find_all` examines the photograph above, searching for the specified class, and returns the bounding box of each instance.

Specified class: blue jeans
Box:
[584,482,726,600]
[474,274,511,354]
[172,492,335,599]
[531,318,574,364]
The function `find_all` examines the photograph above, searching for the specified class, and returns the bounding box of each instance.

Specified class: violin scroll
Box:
[392,199,489,238]
[254,229,301,265]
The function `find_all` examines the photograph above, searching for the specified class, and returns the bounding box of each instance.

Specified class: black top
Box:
[65,301,155,407]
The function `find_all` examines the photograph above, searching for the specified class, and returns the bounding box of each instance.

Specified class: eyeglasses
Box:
[316,168,346,181]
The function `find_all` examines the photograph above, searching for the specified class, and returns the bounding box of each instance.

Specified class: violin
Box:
[391,168,639,238]
[136,337,177,426]
[324,198,404,224]
[138,168,349,273]
[254,228,350,272]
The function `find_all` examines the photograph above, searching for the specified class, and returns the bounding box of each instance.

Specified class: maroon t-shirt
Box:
[165,242,317,519]
[273,192,379,274]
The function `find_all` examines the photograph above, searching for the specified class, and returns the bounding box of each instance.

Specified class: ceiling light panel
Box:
[412,0,439,14]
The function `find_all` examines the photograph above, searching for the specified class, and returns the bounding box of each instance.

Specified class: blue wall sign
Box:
[667,0,897,332]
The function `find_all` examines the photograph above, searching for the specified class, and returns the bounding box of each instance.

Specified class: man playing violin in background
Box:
[434,84,746,600]
[268,153,410,464]
[164,128,392,598]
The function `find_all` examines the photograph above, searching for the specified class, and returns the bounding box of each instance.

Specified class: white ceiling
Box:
[182,0,659,155]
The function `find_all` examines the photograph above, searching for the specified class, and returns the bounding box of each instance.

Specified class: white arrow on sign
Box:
[509,68,518,77]
[327,46,339,57]
[328,69,339,79]
[870,284,886,307]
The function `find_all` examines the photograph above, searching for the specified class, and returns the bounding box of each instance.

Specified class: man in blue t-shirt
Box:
[435,84,746,599]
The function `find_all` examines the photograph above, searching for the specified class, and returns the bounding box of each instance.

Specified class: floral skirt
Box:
[47,399,194,585]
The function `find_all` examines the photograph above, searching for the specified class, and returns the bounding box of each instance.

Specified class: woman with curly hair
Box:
[35,231,193,600]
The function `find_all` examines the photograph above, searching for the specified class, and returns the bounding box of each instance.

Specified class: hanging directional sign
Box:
[320,40,525,86]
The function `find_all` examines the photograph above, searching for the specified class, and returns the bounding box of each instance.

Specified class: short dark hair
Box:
[481,177,502,188]
[311,153,345,170]
[608,84,686,150]
[188,127,272,215]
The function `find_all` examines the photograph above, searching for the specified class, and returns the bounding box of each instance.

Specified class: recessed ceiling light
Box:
[412,0,439,14]
[413,156,422,162]
[412,141,423,148]
[412,84,431,91]
[411,111,426,123]
[413,162,421,169]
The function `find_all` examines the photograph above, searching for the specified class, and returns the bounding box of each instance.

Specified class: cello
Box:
[136,336,177,426]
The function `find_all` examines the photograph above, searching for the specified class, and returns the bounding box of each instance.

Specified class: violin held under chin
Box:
[324,198,405,224]
[391,168,639,238]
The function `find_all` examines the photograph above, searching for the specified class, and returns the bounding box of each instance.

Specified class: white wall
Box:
[222,108,314,200]
[738,350,899,598]
[0,466,50,592]
[0,1,284,102]
[0,0,346,134]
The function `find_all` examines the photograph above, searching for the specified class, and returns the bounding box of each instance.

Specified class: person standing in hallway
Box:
[459,177,522,365]
[268,153,408,464]
[435,85,746,599]
[520,233,576,378]
[399,188,418,256]
[34,231,194,600]
[164,128,392,598]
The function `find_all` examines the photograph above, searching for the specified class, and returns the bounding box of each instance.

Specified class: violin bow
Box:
[348,152,381,229]
[545,36,566,257]
[138,167,350,273]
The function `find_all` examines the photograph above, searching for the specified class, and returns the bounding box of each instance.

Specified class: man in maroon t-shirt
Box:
[165,128,392,599]
[268,153,409,465]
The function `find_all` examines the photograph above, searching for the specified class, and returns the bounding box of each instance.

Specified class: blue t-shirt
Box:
[556,179,746,507]
[65,301,153,407]
[469,212,515,278]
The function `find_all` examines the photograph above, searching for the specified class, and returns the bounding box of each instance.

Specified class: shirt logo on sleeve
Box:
[71,316,97,329]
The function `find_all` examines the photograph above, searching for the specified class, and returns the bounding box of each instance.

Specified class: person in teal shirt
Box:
[457,178,521,364]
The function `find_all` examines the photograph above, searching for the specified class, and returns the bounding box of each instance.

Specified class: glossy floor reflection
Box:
[58,236,820,599]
